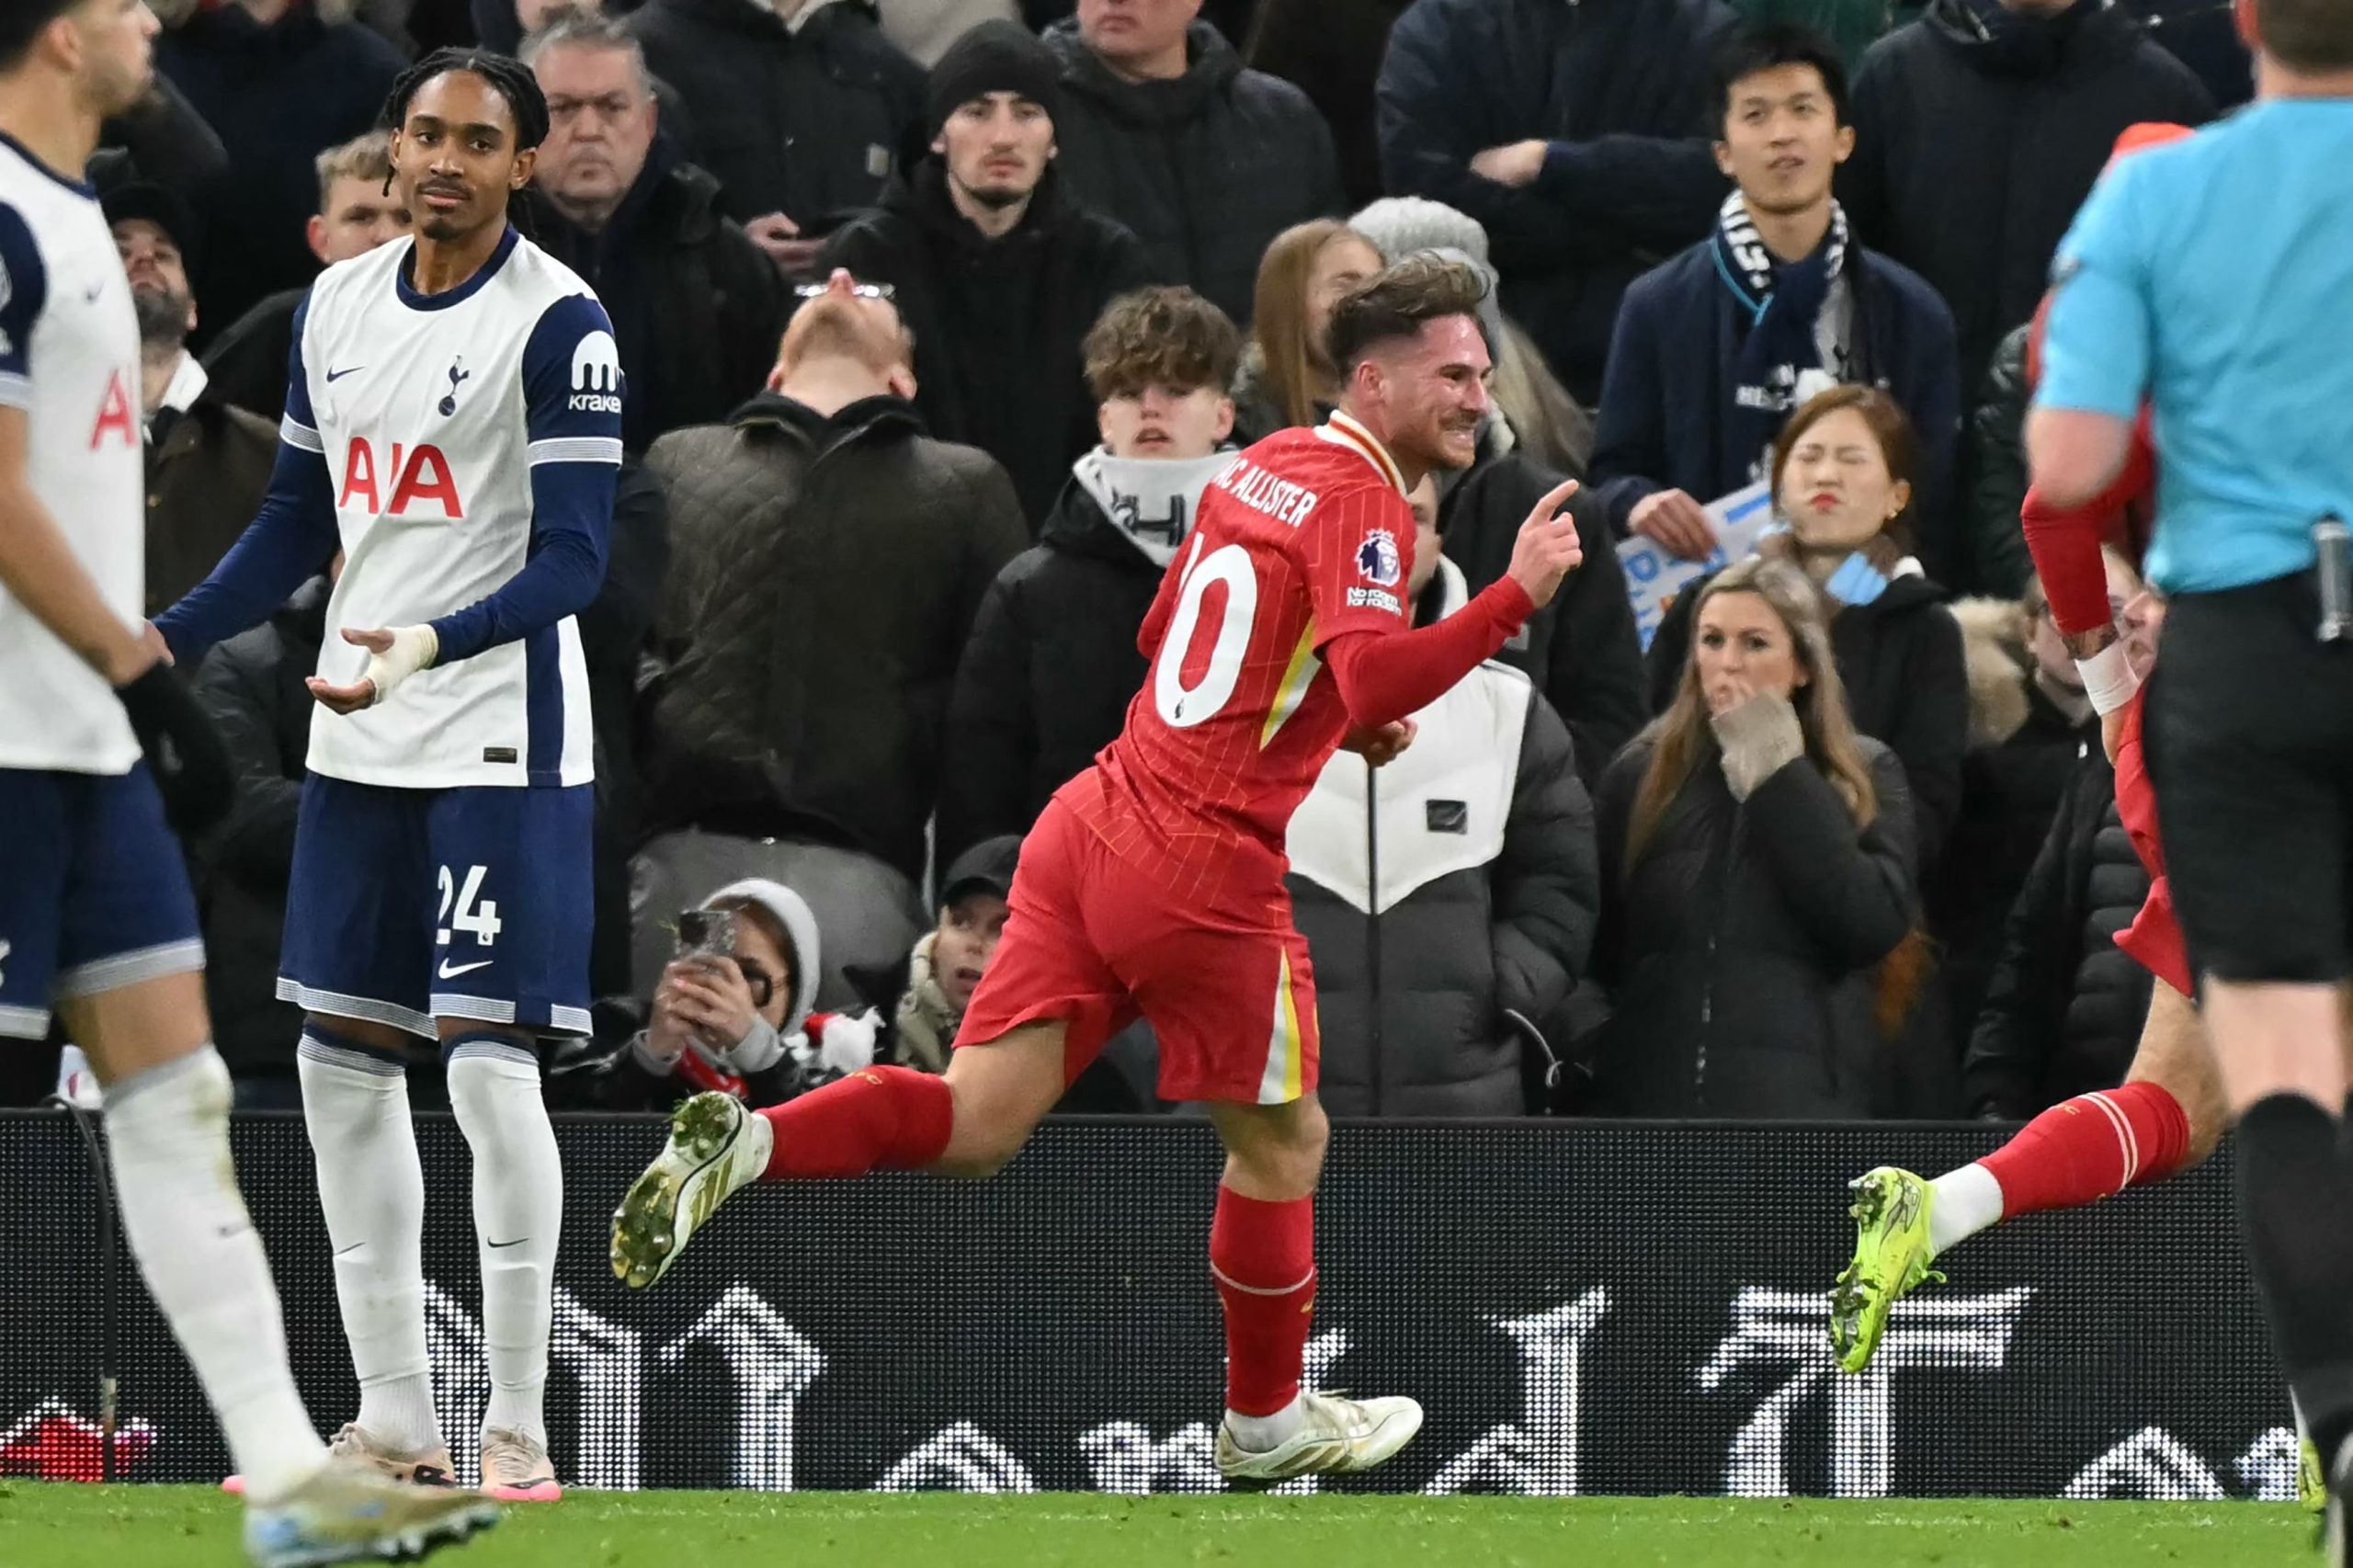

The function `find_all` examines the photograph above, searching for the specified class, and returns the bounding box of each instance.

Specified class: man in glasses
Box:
[522,7,785,453]
[641,268,1028,884]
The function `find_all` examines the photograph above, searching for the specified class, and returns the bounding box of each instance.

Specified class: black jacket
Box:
[1964,323,2033,597]
[1935,599,2093,1034]
[1245,0,1414,209]
[95,74,227,194]
[1649,571,1969,858]
[1590,734,1917,1116]
[1376,0,1736,400]
[201,288,304,424]
[1434,449,1650,794]
[628,0,925,229]
[527,138,790,455]
[1961,748,2154,1116]
[816,161,1158,524]
[1288,574,1597,1116]
[1588,238,1963,581]
[1040,18,1344,326]
[936,473,1162,866]
[192,579,326,1080]
[643,392,1029,878]
[156,4,405,341]
[1841,0,2212,390]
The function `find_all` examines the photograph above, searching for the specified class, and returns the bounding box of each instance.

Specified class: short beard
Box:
[953,174,1032,212]
[132,286,189,353]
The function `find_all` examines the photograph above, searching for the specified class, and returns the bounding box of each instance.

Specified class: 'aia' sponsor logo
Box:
[338,436,464,518]
[88,369,135,449]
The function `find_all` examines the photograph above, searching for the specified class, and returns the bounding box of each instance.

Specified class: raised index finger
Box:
[1536,478,1579,520]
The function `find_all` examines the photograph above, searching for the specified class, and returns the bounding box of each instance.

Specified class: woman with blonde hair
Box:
[1646,384,1968,857]
[1231,218,1386,437]
[1589,555,1924,1116]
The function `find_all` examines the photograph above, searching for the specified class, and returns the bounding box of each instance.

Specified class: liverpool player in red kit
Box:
[610,257,1586,1484]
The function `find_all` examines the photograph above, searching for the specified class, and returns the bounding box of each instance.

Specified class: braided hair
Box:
[381,47,551,152]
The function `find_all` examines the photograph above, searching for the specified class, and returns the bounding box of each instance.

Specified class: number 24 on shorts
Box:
[437,863,503,946]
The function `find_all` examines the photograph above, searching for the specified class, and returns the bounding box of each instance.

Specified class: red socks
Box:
[1209,1186,1317,1417]
[757,1066,954,1180]
[1978,1082,2193,1217]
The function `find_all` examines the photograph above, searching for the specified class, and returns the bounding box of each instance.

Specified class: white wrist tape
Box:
[362,624,438,706]
[2075,639,2141,716]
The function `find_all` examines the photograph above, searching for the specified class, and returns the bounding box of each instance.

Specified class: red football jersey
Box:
[1060,413,1417,916]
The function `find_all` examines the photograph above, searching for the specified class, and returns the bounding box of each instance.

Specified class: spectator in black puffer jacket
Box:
[1838,0,2211,393]
[1040,4,1343,326]
[192,575,329,1108]
[1961,741,2153,1118]
[1960,568,2166,1118]
[629,0,926,273]
[1647,386,1967,860]
[1933,571,2135,1033]
[937,286,1241,866]
[1287,483,1597,1116]
[1591,556,1921,1118]
[1960,319,2032,597]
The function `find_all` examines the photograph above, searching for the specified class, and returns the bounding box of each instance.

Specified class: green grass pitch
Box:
[0,1485,2316,1568]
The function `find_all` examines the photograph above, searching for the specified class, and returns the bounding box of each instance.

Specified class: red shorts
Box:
[2112,691,2193,997]
[954,796,1321,1105]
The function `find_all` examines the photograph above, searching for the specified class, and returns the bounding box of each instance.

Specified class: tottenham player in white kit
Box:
[157,51,620,1503]
[0,3,501,1563]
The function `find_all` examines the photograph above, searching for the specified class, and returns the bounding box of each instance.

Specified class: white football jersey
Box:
[290,229,621,789]
[0,134,143,775]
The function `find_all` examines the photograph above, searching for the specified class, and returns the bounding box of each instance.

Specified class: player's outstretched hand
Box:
[1342,718,1416,767]
[1506,478,1585,610]
[308,625,438,715]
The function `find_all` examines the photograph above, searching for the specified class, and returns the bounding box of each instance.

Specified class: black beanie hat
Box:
[926,20,1063,141]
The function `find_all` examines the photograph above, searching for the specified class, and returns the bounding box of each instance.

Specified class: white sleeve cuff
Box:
[2075,640,2141,716]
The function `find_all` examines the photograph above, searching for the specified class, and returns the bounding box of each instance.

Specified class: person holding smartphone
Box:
[563,880,822,1110]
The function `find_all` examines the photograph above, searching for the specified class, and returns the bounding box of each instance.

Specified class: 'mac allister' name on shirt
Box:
[288,230,620,789]
[0,135,144,774]
[1063,411,1419,915]
[1214,455,1322,528]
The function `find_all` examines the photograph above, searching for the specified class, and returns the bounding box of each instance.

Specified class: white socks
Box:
[447,1040,562,1448]
[1224,1394,1305,1452]
[298,1034,440,1454]
[106,1048,326,1501]
[1927,1163,2007,1256]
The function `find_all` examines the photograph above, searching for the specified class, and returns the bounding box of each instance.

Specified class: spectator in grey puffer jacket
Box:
[1285,481,1598,1116]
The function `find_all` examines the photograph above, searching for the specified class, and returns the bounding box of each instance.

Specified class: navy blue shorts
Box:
[279,774,594,1039]
[0,766,204,1040]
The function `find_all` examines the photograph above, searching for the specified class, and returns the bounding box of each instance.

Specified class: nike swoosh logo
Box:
[325,366,365,382]
[438,959,494,979]
[486,1237,527,1249]
[83,283,103,302]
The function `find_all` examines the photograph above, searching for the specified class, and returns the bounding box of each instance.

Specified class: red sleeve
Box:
[1324,576,1537,728]
[2021,408,2155,636]
[1299,485,1419,646]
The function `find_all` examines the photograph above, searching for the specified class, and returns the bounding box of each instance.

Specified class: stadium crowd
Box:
[7,0,2249,1123]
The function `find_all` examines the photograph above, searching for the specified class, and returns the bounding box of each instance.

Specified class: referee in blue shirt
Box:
[2029,0,2353,1532]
